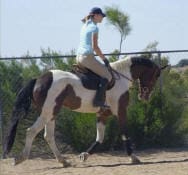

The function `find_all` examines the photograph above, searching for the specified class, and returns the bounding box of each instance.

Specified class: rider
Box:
[76,7,112,109]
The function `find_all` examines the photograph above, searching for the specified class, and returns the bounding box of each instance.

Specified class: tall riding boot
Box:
[93,78,109,109]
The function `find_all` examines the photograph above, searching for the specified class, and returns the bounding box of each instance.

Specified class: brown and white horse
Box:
[3,56,165,166]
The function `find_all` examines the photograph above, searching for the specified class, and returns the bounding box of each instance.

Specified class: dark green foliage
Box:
[56,109,96,152]
[176,59,188,67]
[126,68,188,148]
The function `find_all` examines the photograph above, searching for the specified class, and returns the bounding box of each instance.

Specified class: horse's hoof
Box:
[79,152,89,162]
[130,154,141,164]
[58,158,71,167]
[12,156,26,166]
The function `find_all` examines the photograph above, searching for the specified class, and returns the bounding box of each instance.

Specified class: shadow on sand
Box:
[72,158,188,168]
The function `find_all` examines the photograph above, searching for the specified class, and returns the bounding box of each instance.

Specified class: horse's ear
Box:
[160,64,170,70]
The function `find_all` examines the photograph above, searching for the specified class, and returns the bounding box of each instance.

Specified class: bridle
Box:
[138,66,160,96]
[108,65,160,96]
[139,64,169,96]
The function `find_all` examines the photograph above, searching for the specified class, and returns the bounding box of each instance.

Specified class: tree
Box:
[176,59,188,67]
[105,6,131,54]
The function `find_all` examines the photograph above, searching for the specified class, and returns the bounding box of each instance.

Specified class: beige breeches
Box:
[76,54,112,81]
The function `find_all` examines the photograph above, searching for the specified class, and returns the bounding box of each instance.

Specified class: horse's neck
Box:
[110,57,132,79]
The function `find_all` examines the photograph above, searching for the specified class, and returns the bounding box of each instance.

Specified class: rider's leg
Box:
[76,55,112,108]
[76,54,112,81]
[93,77,109,108]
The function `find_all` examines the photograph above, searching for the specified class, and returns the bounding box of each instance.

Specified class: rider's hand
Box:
[103,58,110,67]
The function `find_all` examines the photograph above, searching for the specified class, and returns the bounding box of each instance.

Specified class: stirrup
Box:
[93,101,110,110]
[100,104,110,110]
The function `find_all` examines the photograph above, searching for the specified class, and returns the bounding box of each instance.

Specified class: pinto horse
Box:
[3,56,166,166]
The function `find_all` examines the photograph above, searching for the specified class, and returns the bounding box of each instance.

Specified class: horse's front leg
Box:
[79,113,108,162]
[118,91,141,164]
[118,112,141,164]
[120,126,141,164]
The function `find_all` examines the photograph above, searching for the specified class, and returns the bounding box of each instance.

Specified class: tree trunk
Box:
[119,35,123,59]
[119,36,123,53]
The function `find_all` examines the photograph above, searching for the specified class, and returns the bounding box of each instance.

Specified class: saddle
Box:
[71,64,115,90]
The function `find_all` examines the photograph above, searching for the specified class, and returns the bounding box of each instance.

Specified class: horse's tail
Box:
[3,79,36,157]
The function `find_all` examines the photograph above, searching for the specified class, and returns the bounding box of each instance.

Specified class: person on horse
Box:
[76,7,112,109]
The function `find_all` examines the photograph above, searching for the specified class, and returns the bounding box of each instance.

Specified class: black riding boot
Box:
[93,78,109,109]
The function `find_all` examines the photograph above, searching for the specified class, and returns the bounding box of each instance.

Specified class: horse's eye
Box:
[157,73,160,77]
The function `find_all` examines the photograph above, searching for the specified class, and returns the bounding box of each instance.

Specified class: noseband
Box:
[139,67,160,96]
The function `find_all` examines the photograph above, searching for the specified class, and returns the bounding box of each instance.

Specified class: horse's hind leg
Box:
[14,116,47,165]
[44,120,70,167]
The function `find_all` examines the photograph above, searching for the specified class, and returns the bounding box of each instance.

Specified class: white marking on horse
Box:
[96,122,105,143]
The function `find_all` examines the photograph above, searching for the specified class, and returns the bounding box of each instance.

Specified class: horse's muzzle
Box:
[138,87,150,101]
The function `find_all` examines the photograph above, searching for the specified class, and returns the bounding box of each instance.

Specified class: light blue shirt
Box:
[77,19,99,55]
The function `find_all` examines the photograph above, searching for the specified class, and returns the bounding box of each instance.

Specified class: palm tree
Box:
[105,6,131,55]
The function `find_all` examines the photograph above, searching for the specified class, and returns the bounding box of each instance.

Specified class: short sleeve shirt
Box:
[77,20,98,55]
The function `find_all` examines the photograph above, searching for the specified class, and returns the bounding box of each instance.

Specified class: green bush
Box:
[126,69,188,148]
[56,109,96,152]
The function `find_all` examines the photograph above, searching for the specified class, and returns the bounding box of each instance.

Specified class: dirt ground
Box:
[1,148,188,175]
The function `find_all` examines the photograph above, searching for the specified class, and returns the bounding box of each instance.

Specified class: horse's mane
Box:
[110,56,158,73]
[131,56,156,68]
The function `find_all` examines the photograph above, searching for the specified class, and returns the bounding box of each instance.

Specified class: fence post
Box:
[0,83,3,159]
[158,52,163,116]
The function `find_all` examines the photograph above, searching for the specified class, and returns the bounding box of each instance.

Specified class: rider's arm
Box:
[92,32,106,61]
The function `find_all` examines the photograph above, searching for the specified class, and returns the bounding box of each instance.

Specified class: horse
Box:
[3,55,167,167]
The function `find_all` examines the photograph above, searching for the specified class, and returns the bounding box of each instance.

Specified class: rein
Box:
[108,66,133,82]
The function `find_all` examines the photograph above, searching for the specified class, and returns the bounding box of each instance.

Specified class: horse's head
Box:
[130,56,167,101]
[137,64,161,101]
